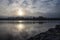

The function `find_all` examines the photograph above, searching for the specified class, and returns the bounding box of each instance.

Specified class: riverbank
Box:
[28,25,60,40]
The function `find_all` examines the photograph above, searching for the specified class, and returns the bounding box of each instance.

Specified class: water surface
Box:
[0,20,60,40]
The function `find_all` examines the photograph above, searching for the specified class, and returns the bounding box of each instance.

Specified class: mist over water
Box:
[0,20,60,40]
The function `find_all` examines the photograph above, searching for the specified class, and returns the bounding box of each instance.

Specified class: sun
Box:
[18,9,24,16]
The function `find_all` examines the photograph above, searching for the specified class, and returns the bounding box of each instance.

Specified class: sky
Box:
[0,0,60,18]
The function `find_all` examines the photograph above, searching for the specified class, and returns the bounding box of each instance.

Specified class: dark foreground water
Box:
[0,20,60,40]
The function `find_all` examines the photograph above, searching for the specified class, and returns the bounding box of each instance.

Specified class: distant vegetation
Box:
[0,16,60,20]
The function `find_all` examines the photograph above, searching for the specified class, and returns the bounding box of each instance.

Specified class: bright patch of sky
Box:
[0,0,60,18]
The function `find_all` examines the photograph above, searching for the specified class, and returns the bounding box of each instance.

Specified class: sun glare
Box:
[18,9,24,16]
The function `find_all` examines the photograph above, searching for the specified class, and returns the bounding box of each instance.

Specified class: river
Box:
[0,20,60,40]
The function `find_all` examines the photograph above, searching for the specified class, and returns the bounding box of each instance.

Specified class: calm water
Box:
[0,20,60,40]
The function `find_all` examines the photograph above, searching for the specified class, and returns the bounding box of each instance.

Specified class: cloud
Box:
[0,0,60,18]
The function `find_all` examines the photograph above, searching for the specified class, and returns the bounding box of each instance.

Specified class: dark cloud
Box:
[0,0,2,2]
[8,0,13,5]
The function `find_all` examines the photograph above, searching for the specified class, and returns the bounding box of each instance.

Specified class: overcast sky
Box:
[0,0,60,18]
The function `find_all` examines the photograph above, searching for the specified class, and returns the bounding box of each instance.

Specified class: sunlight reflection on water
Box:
[17,24,25,32]
[0,20,60,40]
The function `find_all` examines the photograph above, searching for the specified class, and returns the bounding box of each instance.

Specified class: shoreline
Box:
[28,25,60,40]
